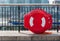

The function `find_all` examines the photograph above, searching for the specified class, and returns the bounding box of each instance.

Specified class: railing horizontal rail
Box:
[0,3,60,6]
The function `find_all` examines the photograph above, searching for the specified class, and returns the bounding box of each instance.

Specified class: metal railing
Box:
[0,4,60,32]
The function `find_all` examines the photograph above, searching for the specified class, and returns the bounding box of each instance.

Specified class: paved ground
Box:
[0,30,60,36]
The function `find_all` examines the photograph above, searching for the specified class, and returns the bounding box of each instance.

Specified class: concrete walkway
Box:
[0,30,60,36]
[0,30,60,41]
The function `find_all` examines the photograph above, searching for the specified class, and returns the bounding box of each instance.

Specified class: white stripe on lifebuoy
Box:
[41,17,46,27]
[29,17,46,27]
[29,17,34,27]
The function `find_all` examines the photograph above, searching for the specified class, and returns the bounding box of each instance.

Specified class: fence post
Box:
[57,5,59,32]
[18,6,20,32]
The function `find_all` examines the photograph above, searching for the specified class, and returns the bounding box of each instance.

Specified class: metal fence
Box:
[0,4,60,32]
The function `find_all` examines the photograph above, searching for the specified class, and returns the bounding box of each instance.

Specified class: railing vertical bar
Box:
[18,6,20,32]
[54,6,55,30]
[57,5,59,32]
[13,6,14,30]
[4,6,6,30]
[10,6,11,30]
[2,6,3,30]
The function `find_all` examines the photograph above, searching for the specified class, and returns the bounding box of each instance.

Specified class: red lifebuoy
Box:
[24,9,52,34]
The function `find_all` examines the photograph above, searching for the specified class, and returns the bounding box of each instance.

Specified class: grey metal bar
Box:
[0,3,59,6]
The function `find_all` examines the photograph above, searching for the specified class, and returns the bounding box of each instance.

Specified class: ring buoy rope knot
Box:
[24,9,52,34]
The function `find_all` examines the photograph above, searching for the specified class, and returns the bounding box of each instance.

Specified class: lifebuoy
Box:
[24,9,52,34]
